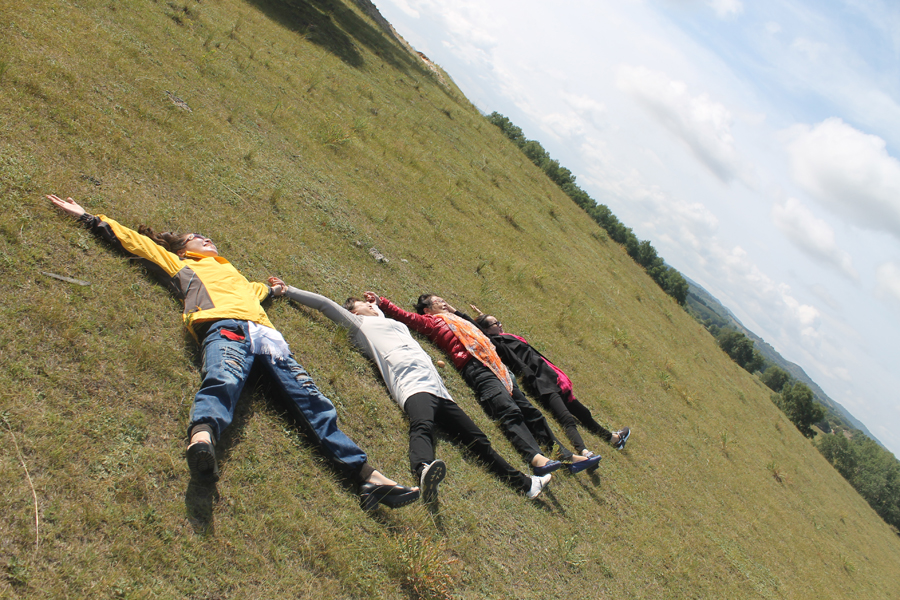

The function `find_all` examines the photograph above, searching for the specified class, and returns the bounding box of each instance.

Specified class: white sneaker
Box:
[526,473,552,499]
[420,460,446,503]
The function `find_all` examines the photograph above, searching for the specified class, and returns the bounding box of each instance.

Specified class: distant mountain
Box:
[683,277,884,447]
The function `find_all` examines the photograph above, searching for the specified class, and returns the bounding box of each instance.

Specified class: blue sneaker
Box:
[568,454,602,474]
[533,459,563,476]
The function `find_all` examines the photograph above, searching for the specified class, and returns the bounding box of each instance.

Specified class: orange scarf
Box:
[436,313,513,393]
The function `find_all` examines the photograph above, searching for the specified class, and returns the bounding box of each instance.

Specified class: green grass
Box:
[2,0,900,598]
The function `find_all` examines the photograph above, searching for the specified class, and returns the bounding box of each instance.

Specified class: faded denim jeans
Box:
[189,319,368,474]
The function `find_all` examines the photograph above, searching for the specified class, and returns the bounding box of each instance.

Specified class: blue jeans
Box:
[189,319,369,477]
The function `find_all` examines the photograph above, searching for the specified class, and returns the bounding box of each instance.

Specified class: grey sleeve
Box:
[283,287,362,330]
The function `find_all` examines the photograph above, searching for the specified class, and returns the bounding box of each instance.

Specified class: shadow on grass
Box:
[244,0,423,72]
[185,480,220,535]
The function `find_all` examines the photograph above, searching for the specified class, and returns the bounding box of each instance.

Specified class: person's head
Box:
[415,294,449,315]
[475,314,503,334]
[138,226,218,258]
[345,297,381,317]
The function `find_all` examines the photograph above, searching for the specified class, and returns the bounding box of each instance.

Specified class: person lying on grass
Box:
[47,194,417,511]
[367,292,601,476]
[467,307,630,455]
[265,278,553,502]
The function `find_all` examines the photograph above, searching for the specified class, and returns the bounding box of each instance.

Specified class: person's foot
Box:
[419,460,447,504]
[359,483,420,510]
[532,459,563,476]
[526,474,552,499]
[581,449,595,458]
[186,440,219,483]
[612,427,631,450]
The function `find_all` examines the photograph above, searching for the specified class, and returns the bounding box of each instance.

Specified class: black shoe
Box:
[419,460,447,503]
[186,441,219,483]
[612,427,631,450]
[359,483,420,511]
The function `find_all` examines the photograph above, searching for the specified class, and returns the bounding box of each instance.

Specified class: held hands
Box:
[47,195,85,218]
[266,276,287,297]
[363,291,381,305]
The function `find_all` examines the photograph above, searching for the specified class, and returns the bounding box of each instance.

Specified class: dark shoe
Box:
[186,441,219,483]
[533,459,563,476]
[420,460,446,504]
[568,454,602,474]
[359,483,420,511]
[612,427,631,450]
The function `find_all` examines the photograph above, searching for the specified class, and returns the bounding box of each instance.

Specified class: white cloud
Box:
[390,0,421,19]
[786,118,900,239]
[790,37,828,61]
[876,262,900,305]
[708,0,743,19]
[772,198,858,279]
[616,65,742,183]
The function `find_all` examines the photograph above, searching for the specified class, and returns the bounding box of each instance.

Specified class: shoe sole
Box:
[186,443,219,483]
[421,461,447,504]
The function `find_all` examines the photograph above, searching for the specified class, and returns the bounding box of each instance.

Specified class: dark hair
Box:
[474,314,493,332]
[138,225,191,254]
[415,293,437,315]
[344,297,363,312]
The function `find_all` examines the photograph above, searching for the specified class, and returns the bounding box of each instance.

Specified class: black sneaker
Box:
[420,460,447,503]
[612,427,631,450]
[186,441,219,483]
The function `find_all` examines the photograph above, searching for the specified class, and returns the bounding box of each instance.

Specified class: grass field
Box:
[2,0,899,598]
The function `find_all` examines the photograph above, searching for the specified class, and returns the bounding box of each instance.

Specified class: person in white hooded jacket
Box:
[268,278,552,502]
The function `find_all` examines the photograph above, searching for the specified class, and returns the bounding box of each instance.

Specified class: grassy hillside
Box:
[2,1,899,598]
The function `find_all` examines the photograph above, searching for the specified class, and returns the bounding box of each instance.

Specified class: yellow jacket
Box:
[90,214,275,335]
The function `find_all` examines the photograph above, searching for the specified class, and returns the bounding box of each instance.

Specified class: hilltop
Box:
[1,1,899,598]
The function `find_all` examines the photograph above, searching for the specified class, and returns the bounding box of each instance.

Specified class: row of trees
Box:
[710,326,825,438]
[487,112,689,305]
[817,432,900,531]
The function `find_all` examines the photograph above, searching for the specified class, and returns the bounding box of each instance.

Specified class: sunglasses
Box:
[186,233,214,244]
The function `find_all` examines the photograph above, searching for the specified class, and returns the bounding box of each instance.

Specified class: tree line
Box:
[487,112,689,305]
[711,324,900,533]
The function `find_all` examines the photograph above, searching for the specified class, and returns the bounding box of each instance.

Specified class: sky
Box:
[372,0,900,458]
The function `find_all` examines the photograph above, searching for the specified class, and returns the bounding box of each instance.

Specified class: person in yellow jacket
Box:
[47,195,418,510]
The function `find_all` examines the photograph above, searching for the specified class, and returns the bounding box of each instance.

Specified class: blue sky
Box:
[373,0,900,458]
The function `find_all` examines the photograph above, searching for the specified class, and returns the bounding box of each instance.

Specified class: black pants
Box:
[460,360,572,462]
[405,392,531,493]
[541,391,588,453]
[565,396,613,442]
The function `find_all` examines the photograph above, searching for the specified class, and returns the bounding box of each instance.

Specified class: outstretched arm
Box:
[47,193,183,275]
[271,278,361,330]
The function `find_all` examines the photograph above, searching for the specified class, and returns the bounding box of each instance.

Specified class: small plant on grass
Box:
[611,328,631,349]
[395,530,457,600]
[766,461,785,483]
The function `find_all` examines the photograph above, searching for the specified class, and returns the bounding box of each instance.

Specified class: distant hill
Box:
[684,277,883,446]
